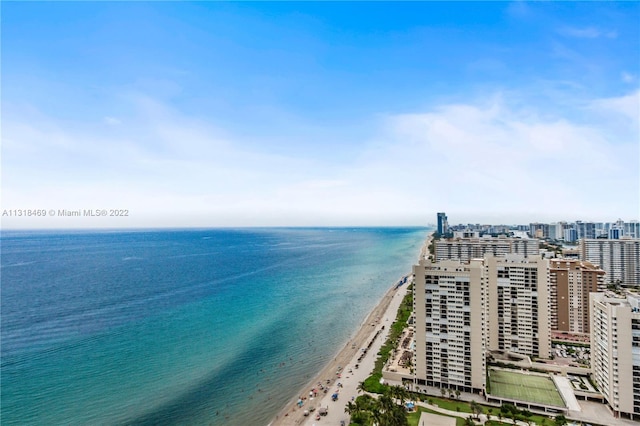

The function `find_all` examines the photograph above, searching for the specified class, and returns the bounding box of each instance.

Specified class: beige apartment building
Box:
[581,238,640,286]
[413,259,486,393]
[590,292,640,420]
[550,259,605,334]
[434,236,539,262]
[485,255,551,359]
[413,255,551,394]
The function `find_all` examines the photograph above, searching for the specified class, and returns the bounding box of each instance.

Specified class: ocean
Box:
[1,227,428,425]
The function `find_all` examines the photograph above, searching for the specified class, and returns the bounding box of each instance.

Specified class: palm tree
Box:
[357,381,366,394]
[440,387,446,398]
[554,414,568,426]
[464,416,475,426]
[370,404,383,426]
[345,400,357,415]
[476,404,483,420]
[487,408,493,421]
[345,398,369,425]
[388,387,410,426]
[348,388,409,426]
[469,400,477,415]
[358,394,377,412]
[389,403,409,426]
[455,389,461,400]
[387,385,400,403]
[378,393,395,412]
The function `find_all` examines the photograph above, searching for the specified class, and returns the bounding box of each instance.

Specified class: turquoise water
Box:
[1,227,428,425]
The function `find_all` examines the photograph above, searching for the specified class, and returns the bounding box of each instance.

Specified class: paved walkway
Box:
[552,375,581,411]
[418,411,455,426]
[569,400,638,426]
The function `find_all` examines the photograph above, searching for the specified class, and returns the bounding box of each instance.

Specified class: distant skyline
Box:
[2,2,639,228]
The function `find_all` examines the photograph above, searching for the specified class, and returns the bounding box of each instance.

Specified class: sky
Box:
[2,1,639,228]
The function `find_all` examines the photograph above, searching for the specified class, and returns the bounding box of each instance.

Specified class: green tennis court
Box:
[489,368,565,407]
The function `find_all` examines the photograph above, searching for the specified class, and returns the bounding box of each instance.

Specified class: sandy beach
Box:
[269,232,431,426]
[269,277,412,426]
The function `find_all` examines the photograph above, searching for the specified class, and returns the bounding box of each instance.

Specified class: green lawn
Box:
[488,369,564,407]
[430,397,473,413]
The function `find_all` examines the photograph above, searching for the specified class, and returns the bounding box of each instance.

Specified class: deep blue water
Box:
[1,227,428,425]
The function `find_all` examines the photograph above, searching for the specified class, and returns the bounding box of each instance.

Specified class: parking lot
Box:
[552,343,590,367]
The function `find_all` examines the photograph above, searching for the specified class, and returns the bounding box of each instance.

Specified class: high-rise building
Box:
[485,255,551,358]
[413,259,485,393]
[549,259,605,334]
[590,292,640,420]
[529,223,549,239]
[437,212,449,235]
[595,223,607,238]
[564,228,578,243]
[609,227,624,240]
[434,236,539,262]
[413,254,551,394]
[625,221,640,239]
[581,239,640,286]
[575,221,596,240]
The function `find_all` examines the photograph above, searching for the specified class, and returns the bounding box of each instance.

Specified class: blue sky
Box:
[2,1,639,228]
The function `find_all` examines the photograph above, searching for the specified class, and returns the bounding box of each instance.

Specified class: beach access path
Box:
[270,280,410,426]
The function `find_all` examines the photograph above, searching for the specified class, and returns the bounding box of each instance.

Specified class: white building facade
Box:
[591,293,640,420]
[581,239,640,286]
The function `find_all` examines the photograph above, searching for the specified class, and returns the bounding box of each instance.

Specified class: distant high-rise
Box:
[437,212,449,235]
[625,221,640,239]
[529,222,549,239]
[581,239,640,285]
[609,227,624,240]
[564,228,578,243]
[434,236,539,262]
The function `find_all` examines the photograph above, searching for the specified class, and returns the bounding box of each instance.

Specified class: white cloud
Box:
[589,89,640,124]
[360,93,637,221]
[506,1,532,19]
[559,26,618,39]
[622,71,635,84]
[2,90,638,228]
[103,116,121,126]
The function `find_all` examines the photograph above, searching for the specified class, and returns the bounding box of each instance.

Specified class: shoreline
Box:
[269,280,406,425]
[269,230,431,426]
